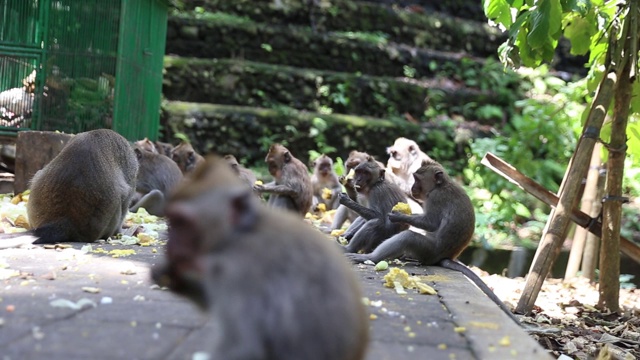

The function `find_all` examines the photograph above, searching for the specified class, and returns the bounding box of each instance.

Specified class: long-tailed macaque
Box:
[338,157,409,253]
[154,140,174,157]
[223,154,257,188]
[134,138,158,154]
[152,156,369,360]
[311,154,341,210]
[345,161,519,323]
[171,142,204,174]
[386,137,434,193]
[130,147,183,216]
[253,144,313,216]
[2,129,138,247]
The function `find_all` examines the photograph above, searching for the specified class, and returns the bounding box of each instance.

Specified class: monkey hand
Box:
[338,192,351,205]
[345,253,370,263]
[388,211,408,223]
[253,184,265,192]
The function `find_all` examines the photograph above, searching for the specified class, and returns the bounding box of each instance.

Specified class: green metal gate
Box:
[0,0,168,140]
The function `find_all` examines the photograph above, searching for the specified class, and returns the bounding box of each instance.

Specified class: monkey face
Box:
[411,174,423,199]
[316,159,333,176]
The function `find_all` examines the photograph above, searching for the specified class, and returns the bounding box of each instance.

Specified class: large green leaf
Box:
[564,15,597,55]
[528,0,563,49]
[484,0,514,27]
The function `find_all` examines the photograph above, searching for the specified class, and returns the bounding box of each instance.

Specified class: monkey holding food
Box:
[152,156,369,360]
[253,144,313,216]
[346,161,518,322]
[311,154,342,211]
[338,157,409,253]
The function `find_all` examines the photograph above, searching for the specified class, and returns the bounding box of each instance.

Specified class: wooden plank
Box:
[14,131,73,193]
[481,152,640,265]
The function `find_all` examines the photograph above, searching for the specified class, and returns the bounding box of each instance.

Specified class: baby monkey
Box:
[152,156,369,360]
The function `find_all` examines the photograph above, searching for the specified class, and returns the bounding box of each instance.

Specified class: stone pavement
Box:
[0,241,550,360]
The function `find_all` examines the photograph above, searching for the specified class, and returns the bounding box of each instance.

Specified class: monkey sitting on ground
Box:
[130,147,183,216]
[134,138,158,154]
[338,157,409,253]
[154,140,174,157]
[346,161,518,323]
[311,154,342,211]
[331,151,386,231]
[171,142,205,174]
[223,154,257,188]
[1,129,138,248]
[253,144,313,217]
[152,156,369,360]
[386,137,434,194]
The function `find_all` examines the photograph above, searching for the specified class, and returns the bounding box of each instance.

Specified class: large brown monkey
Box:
[254,144,313,216]
[152,156,369,360]
[311,154,342,210]
[130,147,183,216]
[223,154,257,188]
[386,137,434,193]
[3,129,138,246]
[338,157,409,253]
[346,162,519,323]
[171,142,204,174]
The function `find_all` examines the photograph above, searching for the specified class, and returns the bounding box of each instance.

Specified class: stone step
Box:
[161,101,484,168]
[176,0,503,57]
[162,56,518,121]
[166,14,487,80]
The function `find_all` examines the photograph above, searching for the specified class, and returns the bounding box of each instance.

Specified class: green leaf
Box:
[507,0,524,8]
[561,0,591,16]
[564,14,596,55]
[484,0,513,27]
[627,123,640,160]
[527,0,562,49]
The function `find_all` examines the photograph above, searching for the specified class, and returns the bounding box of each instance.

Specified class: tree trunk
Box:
[599,43,633,313]
[564,143,603,280]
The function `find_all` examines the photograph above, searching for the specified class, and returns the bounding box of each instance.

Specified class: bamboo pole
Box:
[564,143,603,280]
[514,70,616,314]
[481,153,640,264]
[582,166,605,282]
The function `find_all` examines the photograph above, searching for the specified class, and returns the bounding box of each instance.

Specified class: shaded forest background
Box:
[159,0,640,282]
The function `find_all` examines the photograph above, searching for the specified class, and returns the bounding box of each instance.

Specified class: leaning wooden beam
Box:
[481,152,640,265]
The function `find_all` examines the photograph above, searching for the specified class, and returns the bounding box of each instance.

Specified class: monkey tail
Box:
[438,258,521,326]
[32,223,72,244]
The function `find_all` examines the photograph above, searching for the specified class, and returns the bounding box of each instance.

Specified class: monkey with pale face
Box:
[386,137,435,194]
[152,156,369,360]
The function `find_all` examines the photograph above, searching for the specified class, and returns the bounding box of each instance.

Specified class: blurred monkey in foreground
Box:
[152,156,369,360]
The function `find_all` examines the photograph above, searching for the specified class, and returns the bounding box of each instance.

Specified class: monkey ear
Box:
[284,151,292,163]
[408,145,417,155]
[365,155,372,162]
[434,170,444,185]
[379,168,386,181]
[229,190,257,231]
[134,147,143,160]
